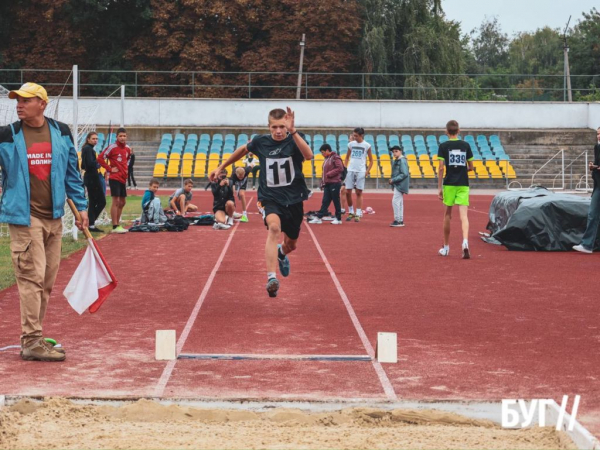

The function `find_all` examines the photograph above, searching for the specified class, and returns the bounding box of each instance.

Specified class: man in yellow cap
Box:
[0,82,88,361]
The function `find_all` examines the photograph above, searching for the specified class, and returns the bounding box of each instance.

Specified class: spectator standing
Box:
[309,144,344,225]
[389,145,409,227]
[0,82,88,361]
[573,127,600,253]
[80,131,106,232]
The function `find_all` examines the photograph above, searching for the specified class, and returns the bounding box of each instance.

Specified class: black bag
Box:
[165,215,189,232]
[129,224,160,232]
[193,214,216,226]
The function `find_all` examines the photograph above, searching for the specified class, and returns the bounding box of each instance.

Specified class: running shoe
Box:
[233,212,242,219]
[322,216,335,221]
[390,221,404,227]
[331,219,342,225]
[88,226,104,233]
[213,222,231,230]
[266,278,280,298]
[462,242,470,259]
[345,213,355,222]
[573,244,593,254]
[354,215,360,222]
[308,217,323,224]
[111,226,128,234]
[240,215,249,223]
[277,244,290,277]
[438,247,449,256]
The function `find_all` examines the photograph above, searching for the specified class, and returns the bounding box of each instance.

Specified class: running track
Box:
[0,192,598,437]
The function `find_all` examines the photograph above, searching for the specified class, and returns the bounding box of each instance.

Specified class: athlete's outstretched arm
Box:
[286,107,313,160]
[209,144,249,181]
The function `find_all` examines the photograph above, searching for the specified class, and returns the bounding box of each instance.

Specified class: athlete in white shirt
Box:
[343,127,373,222]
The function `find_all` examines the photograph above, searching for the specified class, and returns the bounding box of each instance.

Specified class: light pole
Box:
[296,34,306,100]
[563,16,573,103]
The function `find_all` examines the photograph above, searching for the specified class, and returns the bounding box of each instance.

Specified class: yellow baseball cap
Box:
[8,82,49,102]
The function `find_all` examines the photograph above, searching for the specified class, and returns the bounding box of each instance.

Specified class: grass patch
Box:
[0,195,171,291]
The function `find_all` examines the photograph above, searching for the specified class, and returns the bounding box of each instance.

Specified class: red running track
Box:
[0,191,599,437]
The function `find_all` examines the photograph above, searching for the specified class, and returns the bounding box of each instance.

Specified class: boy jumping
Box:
[437,120,474,259]
[210,107,313,297]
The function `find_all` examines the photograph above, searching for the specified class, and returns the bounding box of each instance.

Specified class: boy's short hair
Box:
[235,167,246,175]
[183,178,194,186]
[391,145,402,152]
[446,120,459,135]
[117,127,127,135]
[319,143,332,153]
[268,108,286,122]
[353,127,365,136]
[149,178,160,186]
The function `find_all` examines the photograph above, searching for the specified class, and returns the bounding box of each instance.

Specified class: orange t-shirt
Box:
[22,120,53,219]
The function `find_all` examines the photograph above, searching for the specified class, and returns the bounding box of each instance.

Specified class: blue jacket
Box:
[0,118,87,226]
[391,156,409,194]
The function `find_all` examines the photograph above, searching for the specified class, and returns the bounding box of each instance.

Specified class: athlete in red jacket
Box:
[97,128,131,233]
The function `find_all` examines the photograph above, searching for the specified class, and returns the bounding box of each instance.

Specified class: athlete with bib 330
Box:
[209,107,313,297]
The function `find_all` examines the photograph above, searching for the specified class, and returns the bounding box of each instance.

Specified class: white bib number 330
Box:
[266,157,295,187]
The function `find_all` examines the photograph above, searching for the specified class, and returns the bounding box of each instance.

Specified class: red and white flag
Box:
[63,238,117,314]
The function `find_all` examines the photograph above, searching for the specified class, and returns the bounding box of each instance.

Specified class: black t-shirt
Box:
[230,167,250,191]
[246,133,309,205]
[211,181,235,210]
[438,139,473,186]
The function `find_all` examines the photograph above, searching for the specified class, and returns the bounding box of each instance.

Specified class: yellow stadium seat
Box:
[153,163,165,177]
[303,160,314,178]
[194,155,207,177]
[408,162,422,178]
[314,154,324,178]
[369,163,380,178]
[498,161,517,179]
[485,161,504,179]
[418,154,430,162]
[207,154,220,174]
[181,160,193,177]
[183,153,193,160]
[406,154,417,161]
[156,152,168,159]
[380,161,391,177]
[167,158,181,177]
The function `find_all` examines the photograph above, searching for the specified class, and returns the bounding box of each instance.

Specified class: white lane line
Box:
[153,197,253,398]
[305,224,398,401]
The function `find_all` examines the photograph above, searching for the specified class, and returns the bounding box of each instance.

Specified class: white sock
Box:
[243,211,247,216]
[349,206,354,214]
[463,239,468,247]
[444,245,449,251]
[357,208,363,216]
[267,272,276,280]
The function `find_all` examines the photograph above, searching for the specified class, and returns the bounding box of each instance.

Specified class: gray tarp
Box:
[484,187,598,251]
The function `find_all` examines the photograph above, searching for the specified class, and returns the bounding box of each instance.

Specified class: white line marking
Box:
[153,197,253,398]
[469,208,489,215]
[305,224,398,401]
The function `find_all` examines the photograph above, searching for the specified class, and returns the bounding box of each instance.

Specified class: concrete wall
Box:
[588,103,600,130]
[1,97,598,130]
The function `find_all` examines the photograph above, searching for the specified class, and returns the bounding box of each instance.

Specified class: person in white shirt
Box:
[343,127,373,222]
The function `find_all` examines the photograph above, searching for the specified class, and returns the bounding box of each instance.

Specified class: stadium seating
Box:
[151,132,514,182]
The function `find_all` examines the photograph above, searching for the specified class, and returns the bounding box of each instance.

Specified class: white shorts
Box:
[345,171,366,190]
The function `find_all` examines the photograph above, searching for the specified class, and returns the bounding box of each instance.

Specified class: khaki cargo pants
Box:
[9,216,62,346]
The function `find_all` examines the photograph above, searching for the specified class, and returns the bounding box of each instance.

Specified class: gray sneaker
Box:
[266,278,280,298]
[21,338,65,362]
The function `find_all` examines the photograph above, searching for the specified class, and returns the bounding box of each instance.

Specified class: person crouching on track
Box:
[169,179,198,216]
[211,169,235,230]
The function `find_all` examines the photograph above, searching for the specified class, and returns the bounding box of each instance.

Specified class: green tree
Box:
[469,17,508,72]
[569,8,600,95]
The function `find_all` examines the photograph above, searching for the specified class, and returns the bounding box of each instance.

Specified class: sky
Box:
[442,0,598,36]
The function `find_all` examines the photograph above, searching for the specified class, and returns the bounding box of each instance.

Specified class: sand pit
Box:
[0,398,576,449]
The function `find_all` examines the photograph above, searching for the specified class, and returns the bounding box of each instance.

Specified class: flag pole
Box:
[67,199,93,240]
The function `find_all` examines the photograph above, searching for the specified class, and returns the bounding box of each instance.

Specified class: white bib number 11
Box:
[266,157,294,187]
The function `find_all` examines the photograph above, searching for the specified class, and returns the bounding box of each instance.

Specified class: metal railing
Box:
[2,69,598,101]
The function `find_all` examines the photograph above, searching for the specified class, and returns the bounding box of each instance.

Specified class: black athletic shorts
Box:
[213,199,235,214]
[109,179,127,197]
[262,200,304,240]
